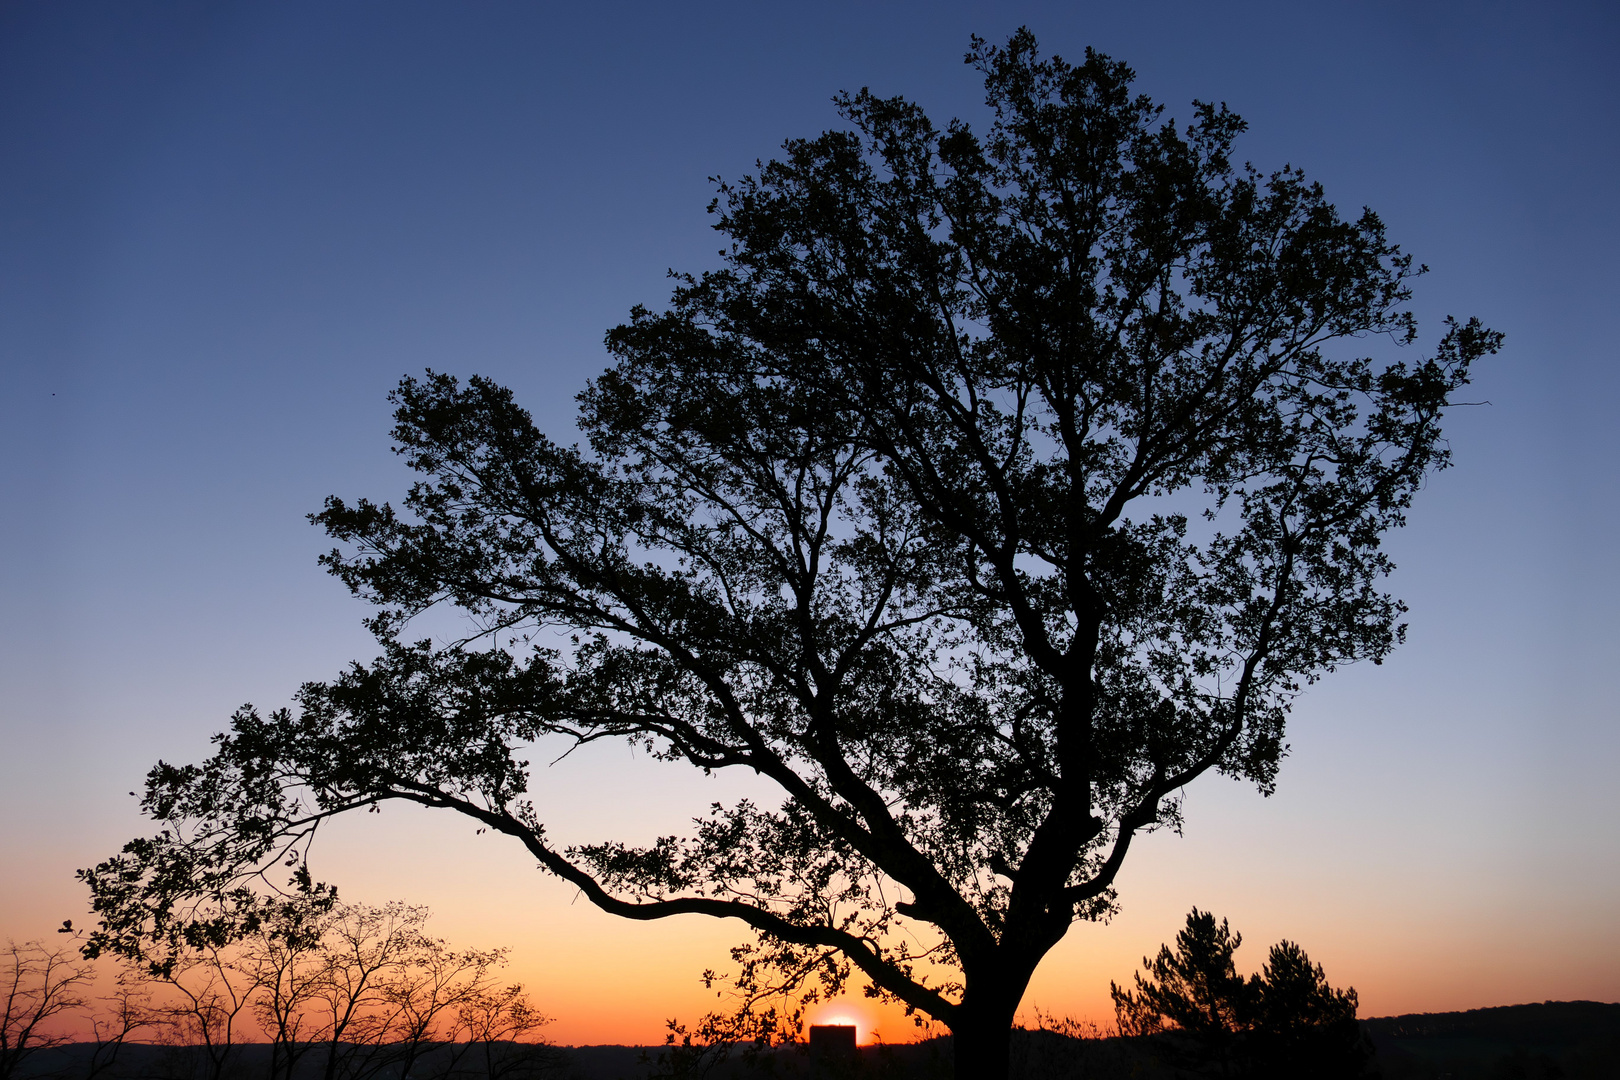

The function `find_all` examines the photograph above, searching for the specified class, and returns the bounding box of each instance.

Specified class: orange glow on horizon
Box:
[12,776,1618,1050]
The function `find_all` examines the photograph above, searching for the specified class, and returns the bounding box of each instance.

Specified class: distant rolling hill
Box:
[1363,1000,1620,1079]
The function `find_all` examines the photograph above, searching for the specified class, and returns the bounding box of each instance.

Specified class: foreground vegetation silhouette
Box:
[12,919,1619,1078]
[80,28,1499,1080]
[4,905,559,1080]
[1110,908,1369,1078]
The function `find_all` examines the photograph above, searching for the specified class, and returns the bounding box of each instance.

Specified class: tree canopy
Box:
[81,30,1499,1079]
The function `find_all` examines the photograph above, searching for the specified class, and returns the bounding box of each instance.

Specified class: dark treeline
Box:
[17,1001,1620,1079]
[619,1004,1620,1079]
[1365,1001,1620,1080]
[15,1042,566,1080]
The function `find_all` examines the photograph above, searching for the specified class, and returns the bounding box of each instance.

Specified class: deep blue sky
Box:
[2,1,1616,1037]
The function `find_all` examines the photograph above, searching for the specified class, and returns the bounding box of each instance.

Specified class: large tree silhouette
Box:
[82,31,1499,1079]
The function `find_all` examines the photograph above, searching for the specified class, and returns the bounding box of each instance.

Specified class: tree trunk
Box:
[950,1004,1017,1080]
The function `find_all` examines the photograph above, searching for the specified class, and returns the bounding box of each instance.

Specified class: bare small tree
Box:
[301,902,426,1080]
[79,893,549,1080]
[380,938,508,1080]
[82,969,160,1080]
[0,939,92,1080]
[148,936,267,1080]
[241,900,330,1080]
[450,984,558,1080]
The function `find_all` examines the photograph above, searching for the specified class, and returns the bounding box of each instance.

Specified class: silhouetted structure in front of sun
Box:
[809,1025,858,1076]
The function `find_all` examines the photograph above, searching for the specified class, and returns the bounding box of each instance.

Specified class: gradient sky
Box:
[2,0,1617,1046]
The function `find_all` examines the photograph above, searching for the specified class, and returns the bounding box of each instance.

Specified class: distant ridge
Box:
[1364,999,1620,1045]
[1362,1001,1620,1079]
